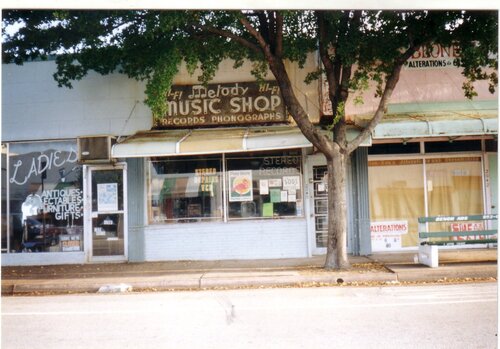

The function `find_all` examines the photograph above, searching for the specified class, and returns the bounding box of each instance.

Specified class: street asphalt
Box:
[1,248,497,295]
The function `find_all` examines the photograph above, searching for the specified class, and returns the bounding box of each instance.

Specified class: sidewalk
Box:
[1,249,497,295]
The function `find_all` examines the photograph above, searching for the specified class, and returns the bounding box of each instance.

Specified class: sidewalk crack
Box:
[199,272,206,289]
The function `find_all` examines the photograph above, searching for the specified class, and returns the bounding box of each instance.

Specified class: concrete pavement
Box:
[1,249,497,295]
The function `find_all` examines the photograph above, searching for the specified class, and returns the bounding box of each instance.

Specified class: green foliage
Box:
[145,51,182,117]
[2,10,497,119]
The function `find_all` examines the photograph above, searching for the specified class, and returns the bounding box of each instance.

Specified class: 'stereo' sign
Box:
[156,81,287,127]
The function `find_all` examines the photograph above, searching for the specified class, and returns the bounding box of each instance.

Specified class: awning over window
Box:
[112,126,317,158]
[372,117,497,140]
[371,101,498,140]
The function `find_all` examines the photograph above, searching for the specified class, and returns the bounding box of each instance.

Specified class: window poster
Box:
[229,170,253,202]
[97,183,118,212]
[259,179,269,195]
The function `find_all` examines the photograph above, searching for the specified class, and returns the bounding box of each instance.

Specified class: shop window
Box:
[485,139,497,152]
[368,159,426,250]
[148,157,223,223]
[368,155,487,250]
[424,140,481,153]
[226,151,303,219]
[5,141,83,253]
[368,142,421,155]
[426,157,484,216]
[1,146,7,252]
[425,157,485,238]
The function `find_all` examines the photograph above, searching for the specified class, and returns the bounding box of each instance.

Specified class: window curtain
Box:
[426,157,484,234]
[368,160,425,247]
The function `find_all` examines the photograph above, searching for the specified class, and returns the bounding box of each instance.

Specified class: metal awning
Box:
[370,101,498,140]
[372,116,497,140]
[112,126,315,158]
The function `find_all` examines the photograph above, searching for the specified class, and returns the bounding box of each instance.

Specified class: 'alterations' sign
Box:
[403,44,461,69]
[156,81,287,128]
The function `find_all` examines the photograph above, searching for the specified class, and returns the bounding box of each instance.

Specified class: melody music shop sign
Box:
[156,81,287,127]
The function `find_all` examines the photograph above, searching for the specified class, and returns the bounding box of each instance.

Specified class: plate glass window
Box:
[4,141,83,253]
[148,157,223,223]
[226,151,303,219]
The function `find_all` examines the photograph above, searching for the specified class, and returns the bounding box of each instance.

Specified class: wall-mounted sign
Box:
[321,44,462,115]
[156,81,287,128]
[403,44,461,70]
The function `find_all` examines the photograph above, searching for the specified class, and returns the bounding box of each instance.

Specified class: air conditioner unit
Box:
[77,135,116,163]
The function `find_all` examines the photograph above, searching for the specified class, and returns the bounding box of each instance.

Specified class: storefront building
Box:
[357,47,499,252]
[2,56,369,266]
[1,47,497,266]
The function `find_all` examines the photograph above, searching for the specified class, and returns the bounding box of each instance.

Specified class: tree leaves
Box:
[2,10,497,120]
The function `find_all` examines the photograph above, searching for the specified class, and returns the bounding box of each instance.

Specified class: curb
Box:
[2,271,399,295]
[2,263,496,296]
[386,262,498,282]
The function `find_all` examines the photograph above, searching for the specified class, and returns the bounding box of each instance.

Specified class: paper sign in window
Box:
[283,176,300,190]
[270,188,281,203]
[97,183,118,212]
[268,178,282,187]
[262,203,273,217]
[259,179,269,195]
[280,190,288,202]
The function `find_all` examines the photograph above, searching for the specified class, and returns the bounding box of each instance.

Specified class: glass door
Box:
[306,154,351,255]
[88,166,127,260]
[312,165,329,249]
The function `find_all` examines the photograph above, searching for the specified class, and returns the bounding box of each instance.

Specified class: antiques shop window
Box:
[5,141,83,253]
[148,156,223,223]
[226,151,303,220]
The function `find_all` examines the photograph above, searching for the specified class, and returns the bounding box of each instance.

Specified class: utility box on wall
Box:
[77,135,116,163]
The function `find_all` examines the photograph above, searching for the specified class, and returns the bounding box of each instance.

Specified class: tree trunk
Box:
[324,145,350,270]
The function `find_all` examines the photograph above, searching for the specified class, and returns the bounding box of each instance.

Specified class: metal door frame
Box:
[84,163,128,262]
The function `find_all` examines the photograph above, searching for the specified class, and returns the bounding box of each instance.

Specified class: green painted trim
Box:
[421,239,497,246]
[419,230,498,238]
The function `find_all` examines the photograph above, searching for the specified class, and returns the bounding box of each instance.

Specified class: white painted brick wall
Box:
[2,60,152,141]
[143,219,308,261]
[2,55,321,142]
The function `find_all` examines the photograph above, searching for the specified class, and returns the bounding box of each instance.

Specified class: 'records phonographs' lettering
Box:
[157,81,287,127]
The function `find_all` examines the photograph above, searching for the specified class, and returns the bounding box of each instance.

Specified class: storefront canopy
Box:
[112,126,314,158]
[112,125,373,158]
[371,101,498,140]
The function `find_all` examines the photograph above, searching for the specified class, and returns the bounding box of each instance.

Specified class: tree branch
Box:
[317,12,339,107]
[198,24,261,55]
[239,13,271,55]
[346,45,420,154]
[338,11,360,102]
[275,11,283,58]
